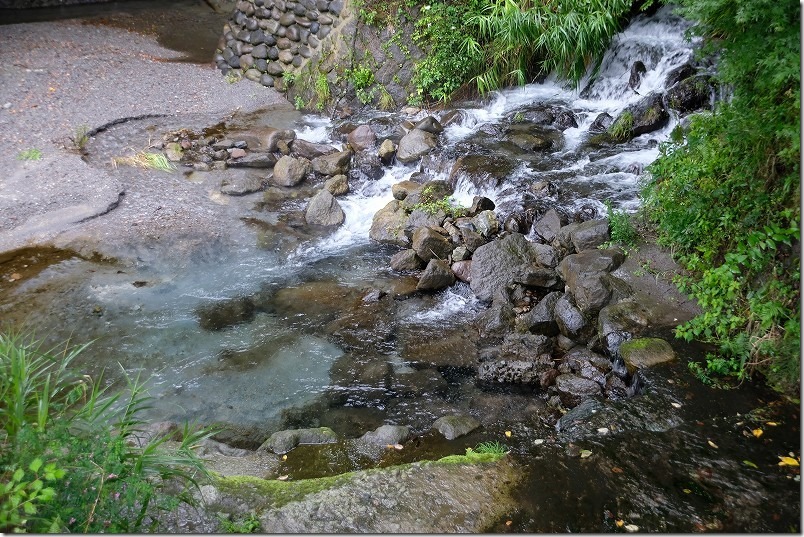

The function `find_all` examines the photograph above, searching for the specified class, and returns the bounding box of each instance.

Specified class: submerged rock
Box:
[432,414,480,440]
[257,427,339,454]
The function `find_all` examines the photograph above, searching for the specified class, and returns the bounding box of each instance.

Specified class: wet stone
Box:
[432,414,480,440]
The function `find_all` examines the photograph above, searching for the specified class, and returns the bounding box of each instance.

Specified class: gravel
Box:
[0,9,290,255]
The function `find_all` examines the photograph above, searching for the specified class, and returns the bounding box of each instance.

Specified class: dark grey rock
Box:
[416,259,456,291]
[305,189,345,226]
[432,415,480,440]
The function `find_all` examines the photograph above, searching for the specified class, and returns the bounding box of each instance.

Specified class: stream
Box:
[0,3,799,532]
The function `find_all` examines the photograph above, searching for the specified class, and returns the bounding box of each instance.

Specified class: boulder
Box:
[416,259,456,291]
[469,196,496,215]
[291,138,337,159]
[305,189,346,226]
[557,249,625,313]
[448,154,516,190]
[312,150,352,176]
[390,249,424,271]
[570,219,610,252]
[665,75,714,113]
[369,200,410,247]
[597,300,651,357]
[451,260,472,283]
[554,294,589,341]
[412,226,454,262]
[377,139,397,165]
[272,155,312,186]
[533,209,563,243]
[470,233,560,302]
[619,337,676,373]
[347,124,377,151]
[476,299,515,338]
[555,374,602,407]
[515,291,562,336]
[220,175,265,196]
[588,112,614,134]
[477,357,554,386]
[324,174,349,196]
[628,60,647,90]
[358,424,410,446]
[257,427,338,454]
[432,415,480,440]
[349,151,384,181]
[391,180,421,200]
[401,180,453,211]
[414,116,444,134]
[471,210,500,238]
[227,152,278,168]
[396,129,438,163]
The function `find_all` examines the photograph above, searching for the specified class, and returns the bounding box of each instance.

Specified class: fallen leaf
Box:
[671,402,682,409]
[707,440,719,449]
[752,428,763,438]
[505,520,512,527]
[766,421,779,426]
[682,488,692,494]
[386,444,395,449]
[504,431,512,438]
[9,273,21,281]
[597,427,609,435]
[533,439,545,446]
[742,460,759,469]
[624,523,639,532]
[281,455,288,461]
[611,467,623,474]
[778,456,799,467]
[579,449,593,459]
[615,520,624,528]
[277,474,289,481]
[393,443,404,450]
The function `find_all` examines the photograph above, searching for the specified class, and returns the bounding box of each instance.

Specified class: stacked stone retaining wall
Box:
[215,0,345,90]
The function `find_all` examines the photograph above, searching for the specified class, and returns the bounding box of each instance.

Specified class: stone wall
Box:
[0,0,115,7]
[215,0,423,112]
[215,0,346,89]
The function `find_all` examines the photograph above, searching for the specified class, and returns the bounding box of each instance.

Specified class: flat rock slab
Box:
[257,459,518,532]
[432,414,481,440]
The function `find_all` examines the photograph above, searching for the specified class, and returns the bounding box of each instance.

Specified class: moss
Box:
[436,448,506,464]
[620,337,664,351]
[214,451,505,509]
[214,472,358,509]
[608,111,634,142]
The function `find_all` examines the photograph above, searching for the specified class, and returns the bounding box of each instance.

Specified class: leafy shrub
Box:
[412,1,482,102]
[642,0,800,393]
[0,333,214,532]
[603,200,638,249]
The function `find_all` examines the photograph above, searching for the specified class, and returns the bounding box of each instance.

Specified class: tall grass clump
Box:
[642,0,800,393]
[0,332,214,533]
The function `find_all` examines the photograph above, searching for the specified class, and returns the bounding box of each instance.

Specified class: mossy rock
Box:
[619,337,676,374]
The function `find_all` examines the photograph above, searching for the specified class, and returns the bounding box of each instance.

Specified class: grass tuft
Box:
[113,151,176,173]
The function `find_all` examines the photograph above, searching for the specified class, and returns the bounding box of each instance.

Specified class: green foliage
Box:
[282,70,297,85]
[0,333,214,533]
[293,95,305,110]
[69,124,90,153]
[218,512,262,533]
[314,74,331,111]
[0,458,64,532]
[113,151,176,173]
[412,1,482,102]
[642,0,800,393]
[412,195,467,217]
[347,65,377,105]
[603,200,638,249]
[474,441,509,455]
[16,148,42,161]
[466,0,632,94]
[607,111,633,141]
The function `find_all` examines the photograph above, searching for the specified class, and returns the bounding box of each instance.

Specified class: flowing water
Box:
[1,4,799,531]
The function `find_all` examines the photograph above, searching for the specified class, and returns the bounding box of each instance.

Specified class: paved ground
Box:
[0,5,289,255]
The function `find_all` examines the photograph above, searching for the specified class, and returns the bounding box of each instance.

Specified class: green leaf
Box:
[29,458,43,473]
[12,468,25,483]
[23,501,37,515]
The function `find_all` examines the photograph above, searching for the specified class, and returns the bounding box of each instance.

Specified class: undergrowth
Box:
[642,0,800,394]
[0,332,214,532]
